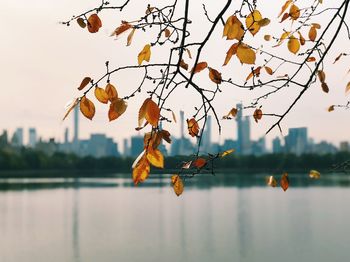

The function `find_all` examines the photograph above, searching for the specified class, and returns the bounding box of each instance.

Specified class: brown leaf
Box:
[245,10,263,36]
[80,96,95,120]
[187,118,200,137]
[223,15,244,40]
[171,110,177,123]
[208,67,222,84]
[309,26,317,41]
[264,35,271,41]
[307,57,316,62]
[287,35,300,54]
[108,98,127,121]
[346,82,350,94]
[180,59,189,71]
[77,18,86,28]
[191,62,208,74]
[253,109,263,123]
[298,31,306,45]
[160,130,172,144]
[105,83,118,101]
[236,43,256,64]
[87,14,102,33]
[264,66,273,75]
[223,43,239,66]
[280,172,289,191]
[328,105,335,112]
[289,4,300,20]
[317,70,326,83]
[138,44,151,65]
[280,12,289,23]
[164,28,171,38]
[78,77,91,91]
[192,158,207,169]
[111,22,132,37]
[94,87,109,104]
[321,82,329,93]
[171,175,184,196]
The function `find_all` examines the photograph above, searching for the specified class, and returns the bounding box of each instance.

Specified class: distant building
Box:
[310,141,337,155]
[28,128,37,148]
[201,115,212,153]
[123,138,130,157]
[285,127,308,155]
[64,128,69,144]
[339,141,349,152]
[251,137,266,156]
[222,139,238,151]
[131,136,143,157]
[11,128,24,147]
[0,130,9,148]
[36,138,58,156]
[73,106,79,143]
[272,137,283,153]
[236,103,251,155]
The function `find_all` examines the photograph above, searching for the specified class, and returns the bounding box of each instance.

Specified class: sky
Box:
[0,0,349,150]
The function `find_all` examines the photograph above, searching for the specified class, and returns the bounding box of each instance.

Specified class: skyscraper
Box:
[236,103,251,155]
[285,127,308,155]
[11,128,23,147]
[73,106,79,142]
[201,115,212,152]
[28,128,37,148]
[131,136,144,157]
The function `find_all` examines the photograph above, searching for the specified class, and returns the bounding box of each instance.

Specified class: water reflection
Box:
[0,174,350,262]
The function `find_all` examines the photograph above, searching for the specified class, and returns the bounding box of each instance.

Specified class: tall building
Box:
[131,136,144,157]
[0,130,8,148]
[285,127,308,155]
[73,106,79,142]
[11,128,23,147]
[28,128,37,148]
[236,104,251,155]
[123,138,130,157]
[64,128,69,144]
[272,137,283,153]
[201,115,212,153]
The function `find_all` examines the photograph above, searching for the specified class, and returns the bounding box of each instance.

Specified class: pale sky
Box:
[0,0,349,150]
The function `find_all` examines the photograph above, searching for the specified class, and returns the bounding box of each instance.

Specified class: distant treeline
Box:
[0,147,349,174]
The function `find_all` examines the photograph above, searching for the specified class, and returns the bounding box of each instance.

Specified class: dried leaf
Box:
[78,77,91,91]
[236,44,256,65]
[187,118,200,137]
[309,170,321,179]
[333,53,344,64]
[346,82,350,94]
[264,66,273,75]
[289,4,300,20]
[164,28,171,38]
[266,176,277,187]
[280,13,290,23]
[328,105,335,112]
[94,87,109,104]
[221,149,235,157]
[317,70,326,83]
[287,35,300,54]
[182,161,192,169]
[80,96,95,120]
[171,110,177,123]
[105,83,118,101]
[171,175,184,196]
[280,172,289,191]
[223,43,239,66]
[307,57,316,62]
[321,82,329,93]
[298,31,306,45]
[77,18,86,28]
[192,158,207,168]
[309,26,317,42]
[63,98,79,121]
[245,10,263,36]
[186,48,192,59]
[147,148,164,168]
[180,59,189,71]
[127,28,136,46]
[264,35,271,41]
[132,155,150,185]
[138,44,151,65]
[223,15,244,40]
[138,98,160,127]
[258,18,270,27]
[108,98,127,121]
[278,0,293,18]
[87,14,102,33]
[191,62,208,74]
[208,67,222,84]
[274,31,290,47]
[111,22,132,37]
[253,109,263,123]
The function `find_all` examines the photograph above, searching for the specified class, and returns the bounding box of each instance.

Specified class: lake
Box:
[0,173,350,262]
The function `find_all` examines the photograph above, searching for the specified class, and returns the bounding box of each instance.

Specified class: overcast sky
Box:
[0,0,349,150]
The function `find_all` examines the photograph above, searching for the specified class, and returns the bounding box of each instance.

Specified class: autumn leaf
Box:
[186,48,192,59]
[298,31,306,45]
[224,107,238,119]
[278,0,293,18]
[258,18,270,27]
[87,14,102,33]
[223,15,244,40]
[182,161,192,169]
[94,87,109,104]
[289,4,300,20]
[138,44,151,65]
[180,59,189,71]
[160,129,172,144]
[317,70,326,83]
[63,98,79,121]
[223,43,239,66]
[266,176,277,187]
[246,66,261,81]
[274,31,290,47]
[138,98,160,127]
[328,105,335,112]
[127,28,136,46]
[111,22,132,37]
[309,170,321,179]
[164,28,171,38]
[171,175,184,196]
[105,83,118,101]
[307,57,316,62]
[287,36,300,54]
[280,172,289,191]
[280,13,289,23]
[132,155,150,185]
[264,35,271,41]
[187,118,200,137]
[77,18,86,29]
[236,44,256,65]
[309,26,317,41]
[221,149,235,157]
[171,110,177,123]
[208,67,222,84]
[147,148,164,168]
[246,10,263,36]
[345,82,350,94]
[80,96,95,120]
[108,98,127,121]
[321,82,329,93]
[264,66,273,75]
[193,158,207,169]
[78,77,91,91]
[191,62,208,74]
[253,108,263,123]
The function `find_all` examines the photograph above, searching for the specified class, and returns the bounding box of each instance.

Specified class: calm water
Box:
[0,173,350,262]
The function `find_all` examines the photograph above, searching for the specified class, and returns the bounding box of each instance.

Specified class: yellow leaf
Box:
[171,175,184,196]
[187,118,200,137]
[132,155,150,185]
[78,77,91,90]
[105,83,118,101]
[287,35,300,54]
[266,176,277,187]
[94,87,109,104]
[138,44,151,65]
[278,0,293,18]
[146,148,164,168]
[309,26,317,41]
[221,149,235,157]
[280,172,289,191]
[309,170,321,179]
[223,43,239,66]
[191,62,208,74]
[208,67,222,84]
[289,4,300,20]
[108,98,127,121]
[80,96,95,120]
[274,31,290,47]
[127,28,136,46]
[87,14,102,33]
[223,15,244,40]
[246,10,263,36]
[236,44,256,65]
[138,98,160,127]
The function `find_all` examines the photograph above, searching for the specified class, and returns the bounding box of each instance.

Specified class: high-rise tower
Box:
[73,106,79,142]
